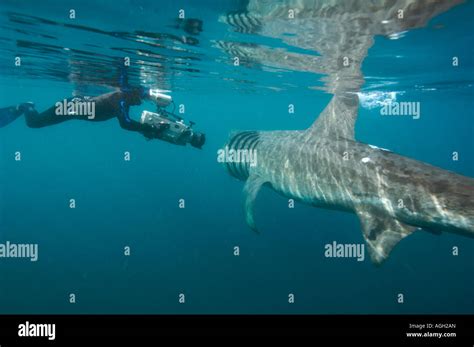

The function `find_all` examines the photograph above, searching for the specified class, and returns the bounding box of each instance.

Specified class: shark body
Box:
[224,95,474,264]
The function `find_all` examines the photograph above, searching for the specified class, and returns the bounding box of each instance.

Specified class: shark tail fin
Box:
[356,205,417,265]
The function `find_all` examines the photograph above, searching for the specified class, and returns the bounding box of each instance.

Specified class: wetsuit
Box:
[0,87,162,138]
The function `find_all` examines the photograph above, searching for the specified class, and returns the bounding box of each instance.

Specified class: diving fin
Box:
[0,104,29,128]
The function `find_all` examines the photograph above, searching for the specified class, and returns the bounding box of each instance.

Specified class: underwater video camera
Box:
[140,109,205,149]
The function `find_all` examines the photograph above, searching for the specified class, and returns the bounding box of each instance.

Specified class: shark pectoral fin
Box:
[355,206,417,265]
[243,175,267,233]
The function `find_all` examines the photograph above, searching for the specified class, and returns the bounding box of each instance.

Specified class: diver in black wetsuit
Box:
[0,86,206,149]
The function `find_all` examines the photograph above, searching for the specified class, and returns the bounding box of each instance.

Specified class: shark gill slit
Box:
[226,131,260,181]
[224,11,262,34]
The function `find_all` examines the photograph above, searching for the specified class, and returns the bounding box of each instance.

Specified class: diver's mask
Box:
[140,110,205,149]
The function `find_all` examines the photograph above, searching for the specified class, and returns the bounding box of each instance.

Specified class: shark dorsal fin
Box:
[355,205,417,265]
[306,93,359,140]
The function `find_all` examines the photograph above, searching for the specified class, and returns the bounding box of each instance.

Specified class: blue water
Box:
[0,0,473,314]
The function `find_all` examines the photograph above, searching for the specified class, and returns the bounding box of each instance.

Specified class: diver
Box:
[0,86,206,149]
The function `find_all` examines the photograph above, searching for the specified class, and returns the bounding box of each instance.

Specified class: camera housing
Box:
[140,110,204,148]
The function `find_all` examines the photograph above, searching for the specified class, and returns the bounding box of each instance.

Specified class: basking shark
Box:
[223,93,474,265]
[220,0,471,264]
